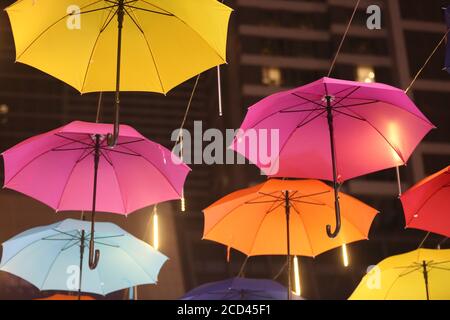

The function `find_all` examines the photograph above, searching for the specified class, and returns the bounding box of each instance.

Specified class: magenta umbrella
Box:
[231,77,434,238]
[2,121,190,268]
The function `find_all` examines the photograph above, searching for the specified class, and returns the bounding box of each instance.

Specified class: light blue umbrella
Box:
[0,219,167,297]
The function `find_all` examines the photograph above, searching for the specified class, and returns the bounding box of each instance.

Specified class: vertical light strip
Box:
[342,243,349,267]
[153,206,159,250]
[293,256,301,296]
[181,189,186,212]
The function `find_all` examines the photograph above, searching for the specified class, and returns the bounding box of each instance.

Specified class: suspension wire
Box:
[327,0,361,77]
[418,232,431,249]
[273,260,288,280]
[95,92,103,123]
[238,256,249,277]
[405,28,450,94]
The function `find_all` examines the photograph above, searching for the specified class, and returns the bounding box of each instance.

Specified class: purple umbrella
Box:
[2,121,190,268]
[231,77,434,237]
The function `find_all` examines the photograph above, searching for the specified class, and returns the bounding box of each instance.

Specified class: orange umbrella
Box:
[203,179,378,298]
[36,294,94,300]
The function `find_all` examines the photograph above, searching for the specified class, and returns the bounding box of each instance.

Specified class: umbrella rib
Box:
[291,203,315,256]
[331,86,360,107]
[14,0,105,60]
[80,7,118,93]
[134,0,228,64]
[133,17,166,93]
[56,147,93,210]
[40,247,69,290]
[119,144,184,198]
[291,93,326,108]
[124,5,174,16]
[332,109,367,121]
[117,247,158,283]
[405,186,447,227]
[116,138,146,146]
[337,106,406,164]
[55,134,94,147]
[296,110,327,129]
[290,190,331,199]
[333,100,379,109]
[102,151,127,213]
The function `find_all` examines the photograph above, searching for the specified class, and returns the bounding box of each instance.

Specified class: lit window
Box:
[356,66,376,83]
[262,67,282,87]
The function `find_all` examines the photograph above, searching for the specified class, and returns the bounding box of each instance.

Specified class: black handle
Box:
[88,236,100,270]
[326,197,341,238]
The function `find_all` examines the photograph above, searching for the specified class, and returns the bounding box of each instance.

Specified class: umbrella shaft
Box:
[325,96,341,238]
[422,261,430,300]
[79,230,85,300]
[110,0,125,146]
[285,191,291,300]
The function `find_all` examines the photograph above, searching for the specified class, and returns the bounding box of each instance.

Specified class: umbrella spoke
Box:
[55,134,94,147]
[296,110,327,129]
[333,100,379,109]
[124,5,174,16]
[99,149,114,167]
[331,86,360,107]
[290,190,331,200]
[291,199,326,206]
[291,93,326,109]
[332,108,367,121]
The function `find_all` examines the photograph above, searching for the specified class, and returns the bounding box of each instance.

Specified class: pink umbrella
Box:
[231,77,434,238]
[2,120,190,268]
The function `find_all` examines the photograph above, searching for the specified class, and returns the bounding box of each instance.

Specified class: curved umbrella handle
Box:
[89,235,100,270]
[326,198,341,238]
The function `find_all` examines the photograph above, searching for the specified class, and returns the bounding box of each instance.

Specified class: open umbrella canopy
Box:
[231,77,434,181]
[401,166,450,237]
[2,120,190,215]
[5,0,232,94]
[181,277,304,300]
[349,249,450,300]
[0,219,168,296]
[203,179,378,257]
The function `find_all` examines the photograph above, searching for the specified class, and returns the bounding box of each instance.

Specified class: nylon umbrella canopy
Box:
[349,249,450,300]
[231,77,434,237]
[6,0,232,144]
[181,277,304,300]
[401,166,450,237]
[0,219,168,296]
[203,179,378,299]
[2,120,190,269]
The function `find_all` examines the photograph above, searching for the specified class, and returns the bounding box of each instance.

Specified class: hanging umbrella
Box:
[401,166,450,238]
[231,77,434,238]
[203,179,378,299]
[5,0,232,145]
[2,121,190,269]
[349,249,450,300]
[0,219,168,297]
[181,277,304,300]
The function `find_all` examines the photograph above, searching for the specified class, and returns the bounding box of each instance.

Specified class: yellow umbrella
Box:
[6,0,232,143]
[349,249,450,300]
